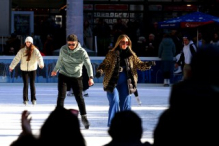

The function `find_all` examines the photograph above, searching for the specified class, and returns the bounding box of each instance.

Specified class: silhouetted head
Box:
[11,33,17,38]
[39,106,85,146]
[190,44,219,85]
[108,110,143,142]
[10,135,38,146]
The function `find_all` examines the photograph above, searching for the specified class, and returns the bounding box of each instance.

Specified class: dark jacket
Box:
[158,38,176,61]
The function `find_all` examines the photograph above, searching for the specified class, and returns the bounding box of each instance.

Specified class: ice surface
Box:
[0,83,171,146]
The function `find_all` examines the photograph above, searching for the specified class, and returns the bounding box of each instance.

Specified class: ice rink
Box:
[0,83,171,146]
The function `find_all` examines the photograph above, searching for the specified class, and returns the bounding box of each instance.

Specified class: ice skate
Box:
[135,96,142,105]
[32,100,36,105]
[23,101,28,106]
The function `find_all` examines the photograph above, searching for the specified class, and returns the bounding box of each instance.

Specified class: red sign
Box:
[94,4,128,11]
[84,4,93,10]
[181,21,214,28]
[164,5,197,11]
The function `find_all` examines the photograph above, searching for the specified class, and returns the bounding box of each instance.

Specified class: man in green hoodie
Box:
[51,34,94,129]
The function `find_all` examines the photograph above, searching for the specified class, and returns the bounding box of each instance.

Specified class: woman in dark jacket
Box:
[158,34,176,86]
[95,34,155,126]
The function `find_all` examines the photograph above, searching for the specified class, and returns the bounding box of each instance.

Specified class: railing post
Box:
[94,36,98,55]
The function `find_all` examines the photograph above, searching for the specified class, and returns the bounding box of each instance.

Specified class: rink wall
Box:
[0,56,180,84]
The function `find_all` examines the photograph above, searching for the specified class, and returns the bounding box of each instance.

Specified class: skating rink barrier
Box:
[0,56,180,83]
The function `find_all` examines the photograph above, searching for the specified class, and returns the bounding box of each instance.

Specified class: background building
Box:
[0,0,219,55]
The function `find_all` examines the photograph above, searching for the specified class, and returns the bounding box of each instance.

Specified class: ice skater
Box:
[51,34,94,129]
[9,36,44,106]
[95,34,155,126]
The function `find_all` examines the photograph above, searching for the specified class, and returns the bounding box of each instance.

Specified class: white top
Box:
[183,41,197,64]
[9,47,44,71]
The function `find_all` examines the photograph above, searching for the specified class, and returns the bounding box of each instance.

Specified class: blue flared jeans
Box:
[106,71,131,126]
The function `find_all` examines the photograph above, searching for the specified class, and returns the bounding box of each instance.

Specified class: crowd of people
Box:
[10,40,219,146]
[4,17,219,59]
[6,17,219,144]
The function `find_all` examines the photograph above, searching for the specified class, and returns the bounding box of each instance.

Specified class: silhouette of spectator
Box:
[84,19,93,50]
[11,107,86,146]
[149,22,162,43]
[104,110,151,146]
[158,34,176,86]
[145,33,158,57]
[5,33,21,55]
[93,18,111,56]
[31,33,43,52]
[210,32,219,46]
[43,34,54,56]
[135,36,146,56]
[112,18,127,44]
[126,19,140,50]
[10,134,38,146]
[39,106,86,146]
[153,45,219,146]
[170,30,183,55]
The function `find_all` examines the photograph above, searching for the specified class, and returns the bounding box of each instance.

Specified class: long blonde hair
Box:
[111,34,132,51]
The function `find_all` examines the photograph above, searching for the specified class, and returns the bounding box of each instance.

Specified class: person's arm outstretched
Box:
[9,49,23,72]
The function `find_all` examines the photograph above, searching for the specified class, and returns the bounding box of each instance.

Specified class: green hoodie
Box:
[53,43,93,78]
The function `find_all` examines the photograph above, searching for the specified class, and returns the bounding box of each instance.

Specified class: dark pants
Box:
[67,65,89,92]
[161,60,174,79]
[57,73,86,115]
[22,70,36,102]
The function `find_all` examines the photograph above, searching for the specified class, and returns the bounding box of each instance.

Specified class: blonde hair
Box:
[111,34,132,51]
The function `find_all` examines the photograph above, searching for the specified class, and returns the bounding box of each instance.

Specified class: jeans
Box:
[22,70,36,102]
[107,71,131,126]
[57,73,87,115]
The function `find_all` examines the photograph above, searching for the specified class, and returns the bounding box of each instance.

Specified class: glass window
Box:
[130,5,144,11]
[94,4,128,11]
[148,5,162,11]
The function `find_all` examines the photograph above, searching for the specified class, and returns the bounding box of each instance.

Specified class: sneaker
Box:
[67,91,74,96]
[23,101,28,106]
[164,84,170,87]
[81,115,90,129]
[83,93,89,97]
[174,66,182,74]
[32,100,36,105]
[83,90,89,97]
